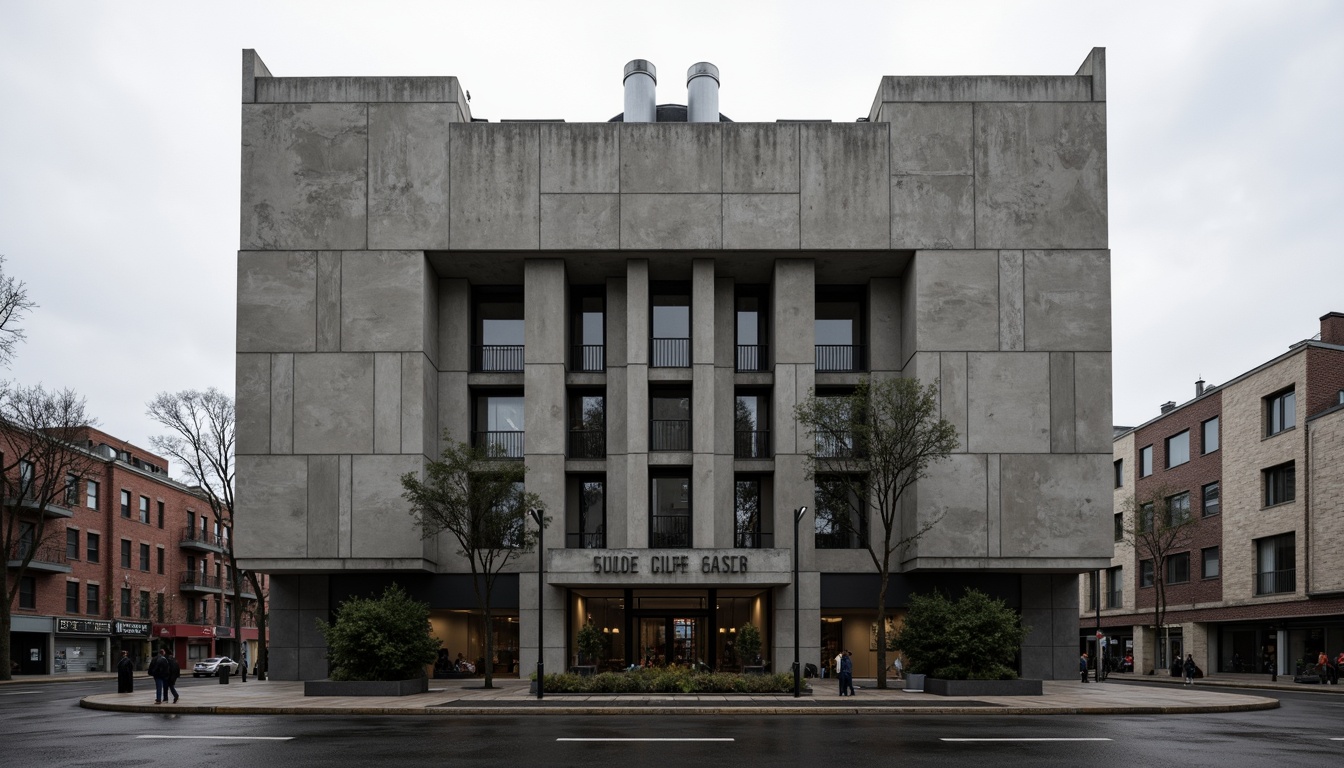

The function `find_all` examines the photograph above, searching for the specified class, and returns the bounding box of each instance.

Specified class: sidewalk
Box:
[77,677,1280,717]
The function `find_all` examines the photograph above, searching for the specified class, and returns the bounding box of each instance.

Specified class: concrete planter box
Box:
[903,673,925,692]
[923,677,1042,697]
[305,676,428,697]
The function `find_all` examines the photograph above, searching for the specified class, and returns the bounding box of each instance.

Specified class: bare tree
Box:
[1121,486,1197,673]
[145,389,265,677]
[1,385,97,680]
[401,440,546,689]
[0,256,36,369]
[795,377,958,689]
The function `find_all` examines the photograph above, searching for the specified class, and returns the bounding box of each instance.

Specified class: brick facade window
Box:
[19,577,36,609]
[120,588,131,617]
[1139,445,1153,477]
[1255,533,1295,595]
[86,480,98,509]
[1202,481,1221,516]
[1166,552,1190,584]
[65,581,79,613]
[1201,546,1220,579]
[1113,512,1123,542]
[119,539,131,568]
[86,532,100,563]
[86,584,99,614]
[1113,459,1123,488]
[1201,416,1219,454]
[119,490,130,518]
[138,495,150,524]
[1139,560,1154,588]
[1265,388,1295,436]
[65,529,79,560]
[1167,492,1191,524]
[1264,462,1295,506]
[1165,430,1190,468]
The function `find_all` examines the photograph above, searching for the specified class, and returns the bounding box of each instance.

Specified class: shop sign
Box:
[56,619,112,635]
[214,626,234,638]
[548,548,792,586]
[113,621,151,637]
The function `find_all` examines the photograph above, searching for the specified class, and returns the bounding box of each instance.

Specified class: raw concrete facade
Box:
[236,49,1113,682]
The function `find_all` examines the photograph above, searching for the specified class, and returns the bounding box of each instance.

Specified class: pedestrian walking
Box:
[840,650,855,696]
[1183,653,1197,686]
[834,651,844,690]
[164,651,180,703]
[148,649,170,704]
[891,655,904,680]
[116,650,134,693]
[1080,652,1089,683]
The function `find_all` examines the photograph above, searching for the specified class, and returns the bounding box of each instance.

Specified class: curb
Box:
[79,696,1280,717]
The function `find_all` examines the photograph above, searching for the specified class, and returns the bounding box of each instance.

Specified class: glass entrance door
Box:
[638,616,706,668]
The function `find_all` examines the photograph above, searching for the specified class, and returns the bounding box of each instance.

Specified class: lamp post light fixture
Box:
[793,505,808,699]
[528,508,545,700]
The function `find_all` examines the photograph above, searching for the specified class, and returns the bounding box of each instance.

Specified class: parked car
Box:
[192,657,240,678]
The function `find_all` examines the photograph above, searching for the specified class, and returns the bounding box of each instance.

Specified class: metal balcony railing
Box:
[650,420,690,451]
[651,338,690,368]
[734,531,773,549]
[736,344,767,372]
[180,571,223,590]
[571,345,605,372]
[815,344,865,372]
[473,345,524,372]
[650,515,690,548]
[474,431,525,459]
[1255,569,1296,595]
[568,429,606,459]
[566,531,606,549]
[179,526,222,549]
[734,430,770,459]
[8,541,67,567]
[815,432,862,459]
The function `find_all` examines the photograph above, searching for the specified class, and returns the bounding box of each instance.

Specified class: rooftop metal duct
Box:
[686,62,719,123]
[623,60,657,123]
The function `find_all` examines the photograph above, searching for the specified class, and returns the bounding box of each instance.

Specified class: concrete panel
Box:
[891,175,974,249]
[1000,453,1112,559]
[402,353,435,457]
[293,354,375,454]
[619,124,721,193]
[241,104,367,250]
[306,455,339,557]
[254,77,469,111]
[625,453,649,547]
[885,103,973,175]
[350,455,424,558]
[693,453,715,548]
[799,124,890,249]
[368,103,453,249]
[986,453,1001,557]
[338,455,353,558]
[714,278,735,377]
[723,124,799,193]
[975,103,1107,249]
[298,645,329,682]
[524,364,566,456]
[1049,352,1076,454]
[605,277,628,368]
[967,352,1050,453]
[620,194,722,250]
[605,453,629,547]
[913,454,988,558]
[540,123,619,193]
[267,644,298,681]
[236,353,270,455]
[234,454,308,559]
[771,259,816,365]
[437,279,470,372]
[270,354,294,454]
[723,194,799,250]
[237,251,317,352]
[449,123,540,250]
[1073,352,1112,454]
[940,352,968,453]
[998,250,1024,351]
[692,260,716,367]
[524,259,567,365]
[913,251,999,351]
[625,364,648,454]
[342,251,427,352]
[872,76,1092,106]
[374,352,402,454]
[540,194,619,250]
[625,261,649,366]
[1023,250,1111,351]
[316,251,341,352]
[605,365,628,455]
[438,371,469,446]
[868,278,901,373]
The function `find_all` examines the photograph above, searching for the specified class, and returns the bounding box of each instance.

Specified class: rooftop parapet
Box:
[242,49,471,121]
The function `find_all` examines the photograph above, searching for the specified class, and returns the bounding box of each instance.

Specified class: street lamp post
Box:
[529,508,545,700]
[793,505,808,699]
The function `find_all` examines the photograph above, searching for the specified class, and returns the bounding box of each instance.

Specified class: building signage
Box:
[214,626,234,638]
[56,619,113,635]
[550,548,791,587]
[113,621,151,637]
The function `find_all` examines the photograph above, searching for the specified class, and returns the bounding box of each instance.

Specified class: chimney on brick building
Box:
[1160,401,1177,414]
[1321,312,1344,346]
[1195,379,1205,397]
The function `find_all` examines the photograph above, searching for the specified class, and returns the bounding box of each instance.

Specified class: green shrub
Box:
[317,584,441,681]
[538,667,801,694]
[576,623,606,665]
[736,623,763,664]
[892,588,1028,681]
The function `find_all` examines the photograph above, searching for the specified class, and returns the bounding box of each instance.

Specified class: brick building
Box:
[1084,312,1344,677]
[7,427,264,675]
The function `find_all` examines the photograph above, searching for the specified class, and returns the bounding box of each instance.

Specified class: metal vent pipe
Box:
[686,62,719,123]
[623,60,657,123]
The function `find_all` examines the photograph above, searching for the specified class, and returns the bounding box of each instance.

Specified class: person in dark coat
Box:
[148,649,170,703]
[839,650,855,696]
[1080,652,1089,683]
[164,651,181,703]
[1183,653,1198,686]
[116,650,134,693]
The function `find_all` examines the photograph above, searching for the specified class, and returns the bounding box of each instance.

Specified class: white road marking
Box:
[137,735,294,741]
[0,691,40,696]
[558,738,734,742]
[941,738,1113,742]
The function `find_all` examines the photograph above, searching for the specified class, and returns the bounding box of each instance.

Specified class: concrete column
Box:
[692,259,716,547]
[625,260,650,546]
[771,259,816,565]
[605,277,629,547]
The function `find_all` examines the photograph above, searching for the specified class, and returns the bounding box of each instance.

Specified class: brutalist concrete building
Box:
[235,48,1113,681]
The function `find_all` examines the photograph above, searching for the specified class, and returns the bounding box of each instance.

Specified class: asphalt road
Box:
[1,678,1340,767]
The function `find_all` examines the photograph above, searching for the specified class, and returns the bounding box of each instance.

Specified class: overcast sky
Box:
[1,0,1340,458]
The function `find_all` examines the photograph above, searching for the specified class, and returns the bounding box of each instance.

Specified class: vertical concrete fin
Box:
[242,49,272,104]
[1075,48,1106,102]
